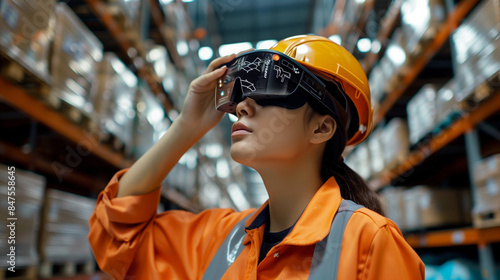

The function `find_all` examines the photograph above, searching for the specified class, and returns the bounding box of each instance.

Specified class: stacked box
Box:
[451,0,500,108]
[379,186,406,230]
[133,85,168,157]
[0,0,55,83]
[162,2,200,77]
[472,154,500,215]
[49,3,103,111]
[381,118,409,170]
[345,142,371,180]
[146,44,177,99]
[382,28,409,94]
[165,148,198,197]
[434,79,461,132]
[400,0,446,56]
[368,127,385,176]
[404,186,471,230]
[115,0,141,29]
[94,52,137,149]
[0,165,45,267]
[407,84,438,145]
[368,64,386,106]
[39,189,95,263]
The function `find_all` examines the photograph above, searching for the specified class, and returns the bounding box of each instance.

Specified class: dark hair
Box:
[304,82,384,216]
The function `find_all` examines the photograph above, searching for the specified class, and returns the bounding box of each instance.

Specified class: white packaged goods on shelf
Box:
[146,44,176,94]
[50,3,103,111]
[339,0,365,33]
[133,85,167,157]
[345,143,371,180]
[165,148,198,196]
[0,0,55,83]
[451,0,500,106]
[115,0,141,28]
[381,118,409,170]
[382,28,409,94]
[368,64,386,104]
[379,186,406,230]
[39,189,95,263]
[368,128,385,176]
[472,154,500,214]
[403,186,471,231]
[0,165,45,267]
[407,84,438,145]
[94,52,137,148]
[434,79,461,131]
[400,0,446,56]
[473,154,500,182]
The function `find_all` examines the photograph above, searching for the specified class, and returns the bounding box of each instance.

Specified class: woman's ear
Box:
[310,115,336,144]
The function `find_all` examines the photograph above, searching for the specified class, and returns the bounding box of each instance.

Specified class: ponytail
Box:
[320,130,385,216]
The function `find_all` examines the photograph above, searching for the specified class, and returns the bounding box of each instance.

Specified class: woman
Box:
[88,35,424,280]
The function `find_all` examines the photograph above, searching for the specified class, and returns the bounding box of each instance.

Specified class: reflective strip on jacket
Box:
[88,169,425,280]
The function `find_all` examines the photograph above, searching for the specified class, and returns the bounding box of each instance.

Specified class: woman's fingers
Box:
[195,65,227,88]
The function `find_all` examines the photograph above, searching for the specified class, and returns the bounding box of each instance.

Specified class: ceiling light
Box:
[387,45,406,66]
[219,42,253,56]
[176,40,189,56]
[256,39,277,49]
[328,35,342,45]
[198,46,214,61]
[357,38,372,53]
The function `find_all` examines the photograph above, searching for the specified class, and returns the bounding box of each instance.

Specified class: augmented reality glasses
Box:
[215,50,349,125]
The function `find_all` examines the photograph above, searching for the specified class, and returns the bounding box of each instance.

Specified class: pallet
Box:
[38,260,96,279]
[473,208,500,229]
[0,265,37,280]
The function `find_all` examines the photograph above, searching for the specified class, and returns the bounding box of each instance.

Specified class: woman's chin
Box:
[230,143,258,166]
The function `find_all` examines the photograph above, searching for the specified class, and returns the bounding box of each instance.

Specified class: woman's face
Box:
[230,98,314,166]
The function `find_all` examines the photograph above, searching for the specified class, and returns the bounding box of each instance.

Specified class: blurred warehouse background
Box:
[0,0,499,279]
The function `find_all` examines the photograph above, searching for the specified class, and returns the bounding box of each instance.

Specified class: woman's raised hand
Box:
[177,54,236,134]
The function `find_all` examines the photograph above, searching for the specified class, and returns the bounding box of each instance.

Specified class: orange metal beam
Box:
[405,226,500,248]
[0,78,132,169]
[373,0,481,125]
[370,91,500,190]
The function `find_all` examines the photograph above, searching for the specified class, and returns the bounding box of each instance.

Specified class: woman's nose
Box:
[235,97,256,118]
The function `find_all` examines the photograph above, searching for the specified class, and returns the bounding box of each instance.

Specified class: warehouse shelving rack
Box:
[0,0,204,211]
[327,0,500,279]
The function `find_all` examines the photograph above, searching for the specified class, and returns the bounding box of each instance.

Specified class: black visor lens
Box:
[215,51,307,112]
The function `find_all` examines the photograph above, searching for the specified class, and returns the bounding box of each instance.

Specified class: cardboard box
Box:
[93,52,137,148]
[133,85,167,157]
[50,3,103,111]
[0,165,45,267]
[381,118,409,170]
[407,84,438,145]
[435,79,461,130]
[400,0,446,56]
[473,154,500,214]
[452,0,500,105]
[379,186,406,230]
[0,0,55,82]
[404,186,471,230]
[39,189,95,263]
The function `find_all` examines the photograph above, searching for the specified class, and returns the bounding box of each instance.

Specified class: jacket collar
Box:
[243,177,342,246]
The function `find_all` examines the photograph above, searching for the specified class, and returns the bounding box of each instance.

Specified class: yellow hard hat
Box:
[270,34,373,146]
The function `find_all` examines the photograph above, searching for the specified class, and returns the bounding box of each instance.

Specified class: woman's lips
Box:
[232,122,252,137]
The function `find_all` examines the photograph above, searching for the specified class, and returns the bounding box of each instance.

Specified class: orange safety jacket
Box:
[88,169,425,280]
